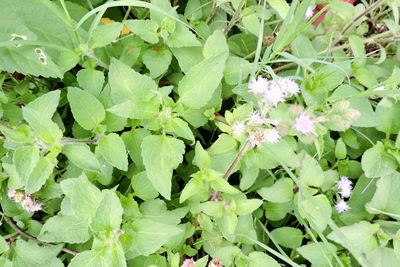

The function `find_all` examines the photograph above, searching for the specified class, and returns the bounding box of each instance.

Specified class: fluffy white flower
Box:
[7,189,16,199]
[248,110,265,125]
[14,191,24,202]
[295,113,317,136]
[21,196,43,212]
[340,187,352,198]
[231,121,245,137]
[335,199,351,213]
[279,77,300,97]
[304,6,314,20]
[265,129,281,144]
[337,176,353,198]
[249,131,265,148]
[248,75,269,95]
[181,258,195,267]
[262,82,286,107]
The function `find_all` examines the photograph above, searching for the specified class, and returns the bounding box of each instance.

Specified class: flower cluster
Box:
[181,258,223,267]
[335,176,352,213]
[8,189,43,213]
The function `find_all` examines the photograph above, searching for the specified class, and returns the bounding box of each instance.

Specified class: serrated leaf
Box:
[224,56,252,85]
[299,194,332,232]
[63,144,102,172]
[67,87,105,131]
[22,107,62,143]
[124,20,159,44]
[13,240,63,267]
[167,23,201,48]
[26,157,55,193]
[300,154,325,187]
[169,117,194,142]
[203,30,229,59]
[257,178,293,203]
[14,145,39,184]
[25,90,60,119]
[131,171,159,201]
[142,135,185,199]
[180,178,203,203]
[90,23,123,48]
[361,142,397,178]
[77,69,105,97]
[235,199,263,215]
[178,53,227,109]
[249,251,280,267]
[107,99,159,120]
[91,190,123,231]
[38,215,90,244]
[270,227,303,249]
[98,133,128,171]
[142,48,172,78]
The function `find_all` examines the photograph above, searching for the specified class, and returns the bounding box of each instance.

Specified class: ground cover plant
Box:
[0,0,399,266]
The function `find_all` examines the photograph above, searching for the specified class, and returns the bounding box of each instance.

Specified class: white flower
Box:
[248,110,265,125]
[262,82,286,107]
[231,121,245,137]
[249,131,265,148]
[373,85,385,91]
[21,196,43,212]
[211,259,223,267]
[265,129,281,144]
[337,176,353,198]
[14,191,24,202]
[279,77,300,97]
[248,75,269,95]
[295,113,317,136]
[7,189,16,199]
[304,6,314,20]
[181,258,195,267]
[335,199,351,213]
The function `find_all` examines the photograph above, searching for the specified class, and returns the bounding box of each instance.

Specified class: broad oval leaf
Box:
[98,133,128,171]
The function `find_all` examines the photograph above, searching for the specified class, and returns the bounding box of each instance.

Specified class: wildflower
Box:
[181,258,195,267]
[337,176,353,198]
[262,82,286,107]
[7,189,16,199]
[295,113,317,136]
[249,131,265,148]
[335,199,351,213]
[14,191,25,202]
[248,75,269,95]
[278,77,300,97]
[211,259,223,267]
[304,6,314,20]
[21,196,42,212]
[231,121,245,137]
[265,129,281,144]
[248,110,265,125]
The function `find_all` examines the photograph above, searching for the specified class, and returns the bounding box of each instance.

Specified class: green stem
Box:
[59,0,80,47]
[122,6,132,21]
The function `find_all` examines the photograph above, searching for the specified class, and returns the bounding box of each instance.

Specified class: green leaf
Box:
[299,154,325,187]
[141,135,185,199]
[193,142,211,169]
[170,47,203,73]
[328,221,379,254]
[179,178,203,203]
[264,202,292,221]
[0,236,8,254]
[223,56,252,85]
[299,194,332,232]
[361,142,397,178]
[22,107,62,143]
[366,172,400,220]
[349,35,366,68]
[235,199,263,216]
[77,69,105,97]
[131,218,183,256]
[268,0,290,18]
[68,248,110,267]
[90,23,123,48]
[25,90,60,119]
[178,53,227,109]
[107,99,159,120]
[366,247,400,267]
[270,227,303,249]
[109,58,157,104]
[297,242,337,267]
[67,87,105,131]
[375,97,400,134]
[257,178,293,203]
[13,239,63,267]
[169,117,195,142]
[203,30,229,59]
[124,20,159,44]
[335,138,347,160]
[14,145,39,184]
[91,190,123,231]
[98,133,128,171]
[131,171,159,201]
[291,35,317,60]
[60,174,103,220]
[210,177,240,194]
[167,23,201,48]
[242,14,261,36]
[248,251,280,267]
[142,48,172,78]
[38,215,90,244]
[26,157,55,193]
[63,144,102,172]
[122,128,151,170]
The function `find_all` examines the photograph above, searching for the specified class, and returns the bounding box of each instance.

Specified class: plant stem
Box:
[5,219,78,256]
[223,0,245,35]
[210,139,251,201]
[59,0,81,47]
[122,6,132,21]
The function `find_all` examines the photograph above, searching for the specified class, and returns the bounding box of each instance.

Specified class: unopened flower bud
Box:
[346,109,361,121]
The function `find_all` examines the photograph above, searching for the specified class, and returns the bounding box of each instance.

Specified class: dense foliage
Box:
[0,0,400,266]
